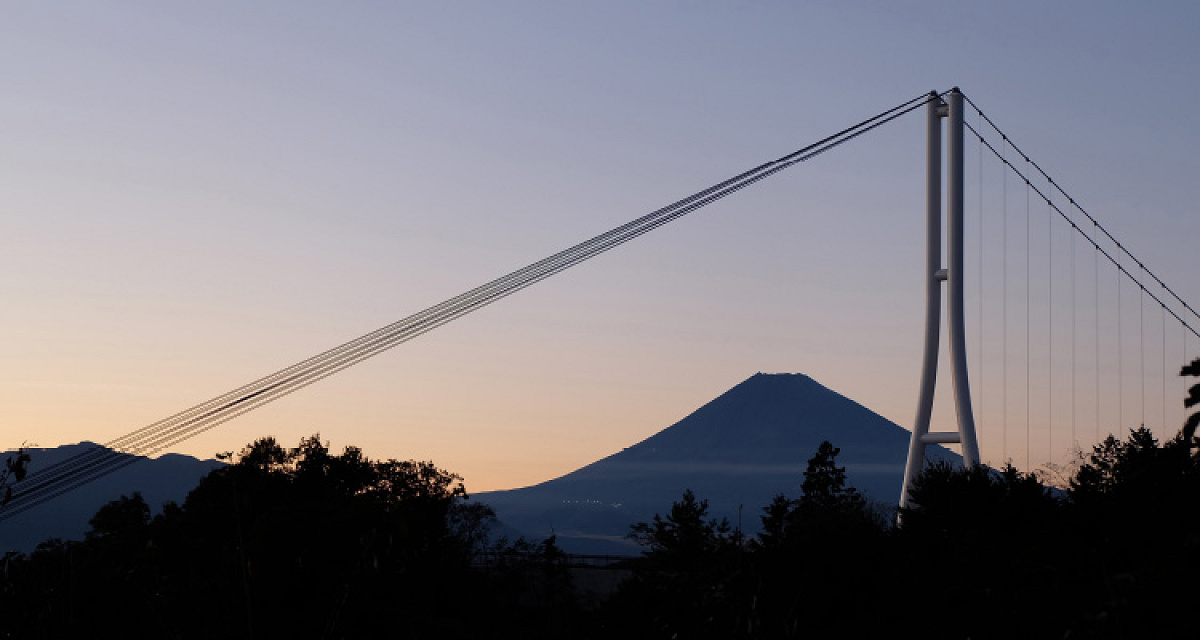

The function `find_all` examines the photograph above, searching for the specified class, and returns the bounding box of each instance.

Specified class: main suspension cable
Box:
[0,91,940,522]
[963,94,1200,328]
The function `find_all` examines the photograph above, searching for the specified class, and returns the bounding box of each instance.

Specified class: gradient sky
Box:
[4,2,1200,492]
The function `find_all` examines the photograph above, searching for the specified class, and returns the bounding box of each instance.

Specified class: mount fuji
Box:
[473,373,958,554]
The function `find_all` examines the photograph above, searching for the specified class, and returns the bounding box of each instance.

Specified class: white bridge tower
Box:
[900,88,982,510]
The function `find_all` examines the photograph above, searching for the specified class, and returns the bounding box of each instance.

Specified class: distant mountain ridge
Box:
[0,443,223,553]
[2,373,956,556]
[475,373,957,554]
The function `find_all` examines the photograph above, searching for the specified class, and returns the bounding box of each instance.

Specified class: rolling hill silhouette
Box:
[3,373,956,556]
[0,443,222,553]
[474,373,958,554]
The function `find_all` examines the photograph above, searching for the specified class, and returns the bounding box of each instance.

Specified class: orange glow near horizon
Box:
[4,3,1200,495]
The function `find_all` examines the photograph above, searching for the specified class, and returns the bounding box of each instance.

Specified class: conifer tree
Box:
[799,440,864,512]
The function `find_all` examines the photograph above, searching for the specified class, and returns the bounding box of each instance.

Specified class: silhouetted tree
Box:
[629,489,733,568]
[892,461,1082,638]
[1065,420,1200,638]
[86,491,150,541]
[447,501,498,562]
[756,441,878,550]
[735,441,888,637]
[1070,427,1181,503]
[0,434,561,639]
[1182,356,1200,445]
[1,446,30,507]
[800,441,859,505]
[753,493,795,551]
[901,462,1059,536]
[794,440,877,535]
[613,490,741,638]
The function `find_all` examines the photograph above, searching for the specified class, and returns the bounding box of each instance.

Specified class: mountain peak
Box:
[476,372,957,553]
[618,371,909,461]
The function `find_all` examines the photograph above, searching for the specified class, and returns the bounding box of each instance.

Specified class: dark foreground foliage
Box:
[598,360,1200,638]
[0,435,585,639]
[6,359,1200,638]
[1,447,30,507]
[609,425,1200,640]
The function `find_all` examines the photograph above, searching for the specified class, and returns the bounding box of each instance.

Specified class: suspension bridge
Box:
[4,88,1197,521]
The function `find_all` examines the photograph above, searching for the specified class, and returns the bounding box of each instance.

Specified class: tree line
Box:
[0,435,578,639]
[605,358,1200,638]
[2,358,1198,638]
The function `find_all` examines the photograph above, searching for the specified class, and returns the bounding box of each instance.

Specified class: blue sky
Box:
[4,2,1199,490]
